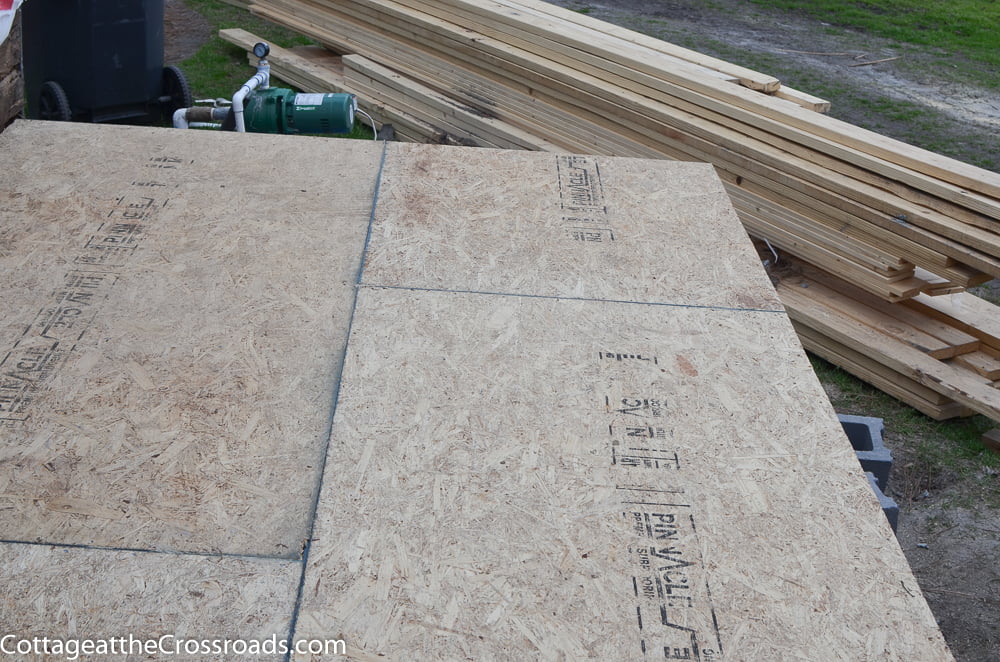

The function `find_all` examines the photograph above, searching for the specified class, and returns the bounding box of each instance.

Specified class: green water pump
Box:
[242,88,356,135]
[172,42,362,136]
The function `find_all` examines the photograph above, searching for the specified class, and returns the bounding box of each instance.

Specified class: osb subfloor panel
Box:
[0,122,380,555]
[2,543,300,661]
[293,288,949,661]
[0,121,950,661]
[364,145,780,312]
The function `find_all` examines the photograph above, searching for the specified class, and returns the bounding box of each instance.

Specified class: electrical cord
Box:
[763,237,779,264]
[355,108,379,140]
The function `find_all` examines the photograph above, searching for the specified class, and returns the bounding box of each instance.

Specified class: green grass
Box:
[180,1,314,101]
[809,354,1000,505]
[749,0,1000,87]
[612,14,1000,171]
[177,1,373,139]
[809,355,998,468]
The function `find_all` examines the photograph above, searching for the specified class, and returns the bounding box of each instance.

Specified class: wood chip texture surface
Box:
[0,120,951,661]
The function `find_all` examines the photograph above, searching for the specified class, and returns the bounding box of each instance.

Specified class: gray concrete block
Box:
[866,472,900,533]
[839,414,892,492]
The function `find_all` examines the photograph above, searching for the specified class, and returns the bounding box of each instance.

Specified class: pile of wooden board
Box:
[774,258,1000,421]
[219,0,1000,425]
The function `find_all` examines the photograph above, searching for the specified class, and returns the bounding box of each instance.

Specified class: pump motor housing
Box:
[242,88,356,134]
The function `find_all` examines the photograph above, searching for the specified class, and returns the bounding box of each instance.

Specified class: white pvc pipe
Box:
[232,63,270,133]
[172,107,190,129]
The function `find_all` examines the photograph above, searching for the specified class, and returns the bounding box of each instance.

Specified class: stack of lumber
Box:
[220,0,1000,424]
[774,258,1000,421]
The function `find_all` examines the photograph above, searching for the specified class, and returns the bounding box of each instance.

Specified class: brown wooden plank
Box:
[778,280,1000,422]
[952,350,1000,380]
[793,322,973,419]
[905,292,1000,352]
[740,213,927,301]
[727,187,910,272]
[731,184,969,280]
[790,263,981,354]
[780,277,961,359]
[343,54,562,150]
[773,85,831,113]
[794,323,962,407]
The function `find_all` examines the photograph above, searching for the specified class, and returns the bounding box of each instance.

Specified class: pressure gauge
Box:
[253,43,270,58]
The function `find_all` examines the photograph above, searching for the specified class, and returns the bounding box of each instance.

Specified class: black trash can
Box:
[22,0,191,123]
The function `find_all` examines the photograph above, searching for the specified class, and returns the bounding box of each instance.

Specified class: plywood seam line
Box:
[359,283,789,315]
[0,538,297,562]
[358,140,391,286]
[282,140,389,662]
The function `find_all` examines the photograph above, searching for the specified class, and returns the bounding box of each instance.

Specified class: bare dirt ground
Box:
[166,1,999,659]
[549,0,1000,172]
[164,0,213,65]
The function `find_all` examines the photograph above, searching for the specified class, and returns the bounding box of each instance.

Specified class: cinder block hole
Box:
[841,420,874,452]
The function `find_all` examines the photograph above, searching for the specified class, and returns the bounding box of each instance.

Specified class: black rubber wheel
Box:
[161,65,193,120]
[38,81,72,121]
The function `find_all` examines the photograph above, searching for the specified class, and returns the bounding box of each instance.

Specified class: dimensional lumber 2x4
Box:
[298,0,1000,217]
[777,272,1000,422]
